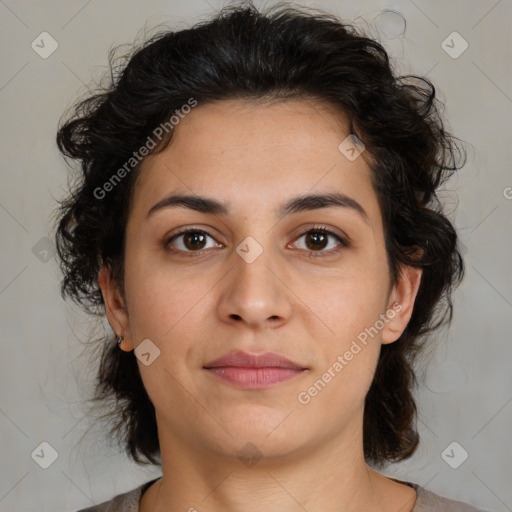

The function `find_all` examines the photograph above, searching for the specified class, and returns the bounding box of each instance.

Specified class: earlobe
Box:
[381,263,423,344]
[98,266,134,351]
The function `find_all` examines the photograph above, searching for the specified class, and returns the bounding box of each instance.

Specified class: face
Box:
[100,99,421,463]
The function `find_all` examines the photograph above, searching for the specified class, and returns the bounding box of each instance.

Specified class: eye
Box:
[291,226,348,257]
[165,229,222,254]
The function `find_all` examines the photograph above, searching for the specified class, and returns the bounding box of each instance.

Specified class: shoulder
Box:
[72,477,493,512]
[73,478,159,512]
[412,483,492,512]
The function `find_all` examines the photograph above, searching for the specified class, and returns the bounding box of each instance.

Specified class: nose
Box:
[216,246,293,330]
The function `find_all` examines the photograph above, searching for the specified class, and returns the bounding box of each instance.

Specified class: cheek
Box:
[124,268,210,395]
[123,255,222,379]
[126,271,205,342]
[301,264,389,340]
[296,267,387,404]
[297,278,384,415]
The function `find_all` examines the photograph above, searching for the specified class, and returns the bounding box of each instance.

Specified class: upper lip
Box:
[204,350,307,370]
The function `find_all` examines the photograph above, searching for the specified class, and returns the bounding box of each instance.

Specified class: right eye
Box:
[165,229,223,254]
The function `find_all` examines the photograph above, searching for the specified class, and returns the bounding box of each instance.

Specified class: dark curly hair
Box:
[54,1,466,468]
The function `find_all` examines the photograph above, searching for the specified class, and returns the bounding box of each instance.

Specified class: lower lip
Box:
[204,367,306,389]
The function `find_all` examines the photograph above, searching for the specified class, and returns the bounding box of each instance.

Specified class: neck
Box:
[140,417,416,512]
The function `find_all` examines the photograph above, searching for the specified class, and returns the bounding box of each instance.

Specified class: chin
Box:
[207,410,312,459]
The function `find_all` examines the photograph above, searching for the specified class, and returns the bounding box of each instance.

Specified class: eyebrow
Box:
[147,191,370,225]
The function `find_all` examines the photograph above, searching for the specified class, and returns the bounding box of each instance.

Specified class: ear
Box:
[381,259,423,345]
[98,266,134,351]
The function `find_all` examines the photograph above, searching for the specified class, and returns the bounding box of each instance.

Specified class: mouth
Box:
[203,350,308,389]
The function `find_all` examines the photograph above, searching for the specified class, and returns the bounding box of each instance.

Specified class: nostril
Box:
[231,314,242,320]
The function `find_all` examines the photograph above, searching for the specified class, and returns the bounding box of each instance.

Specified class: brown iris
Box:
[305,231,328,251]
[183,231,208,250]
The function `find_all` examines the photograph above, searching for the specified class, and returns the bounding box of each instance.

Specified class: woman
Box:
[55,2,488,511]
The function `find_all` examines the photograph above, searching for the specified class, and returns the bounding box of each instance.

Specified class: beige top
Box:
[75,477,491,512]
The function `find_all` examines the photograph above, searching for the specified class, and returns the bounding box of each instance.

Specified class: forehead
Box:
[132,99,379,223]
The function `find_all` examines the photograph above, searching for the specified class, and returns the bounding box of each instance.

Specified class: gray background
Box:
[0,0,510,511]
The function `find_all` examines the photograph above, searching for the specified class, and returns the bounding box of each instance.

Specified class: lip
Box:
[203,350,308,389]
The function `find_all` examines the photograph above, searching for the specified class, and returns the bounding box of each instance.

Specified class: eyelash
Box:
[164,225,349,258]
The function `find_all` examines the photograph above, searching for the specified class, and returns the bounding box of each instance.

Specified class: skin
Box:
[99,99,422,512]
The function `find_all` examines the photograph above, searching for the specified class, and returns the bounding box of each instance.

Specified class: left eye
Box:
[292,229,347,254]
